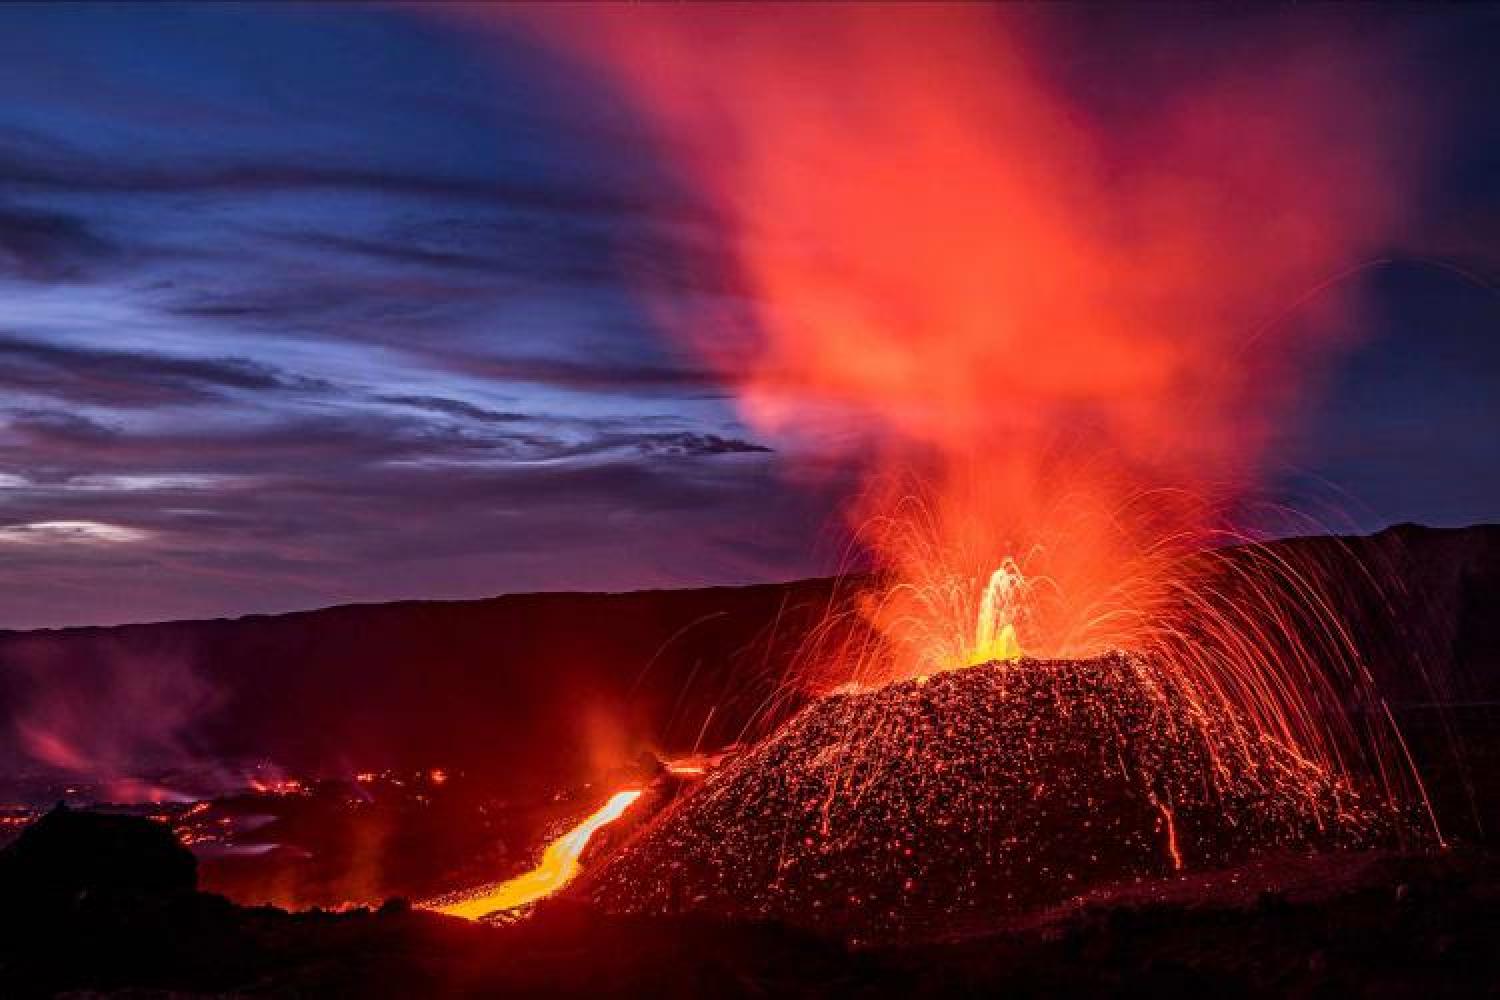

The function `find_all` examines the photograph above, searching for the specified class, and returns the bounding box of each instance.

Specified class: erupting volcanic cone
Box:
[584,654,1394,940]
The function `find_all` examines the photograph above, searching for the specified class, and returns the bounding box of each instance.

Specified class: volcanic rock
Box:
[583,654,1386,941]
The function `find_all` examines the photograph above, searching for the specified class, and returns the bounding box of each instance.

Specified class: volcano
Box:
[583,654,1397,941]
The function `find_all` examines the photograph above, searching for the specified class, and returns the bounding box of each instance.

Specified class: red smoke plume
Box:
[491,7,1422,681]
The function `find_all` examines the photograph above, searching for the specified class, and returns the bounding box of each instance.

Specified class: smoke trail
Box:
[492,6,1423,677]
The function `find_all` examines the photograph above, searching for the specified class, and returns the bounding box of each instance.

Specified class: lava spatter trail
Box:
[584,655,1406,942]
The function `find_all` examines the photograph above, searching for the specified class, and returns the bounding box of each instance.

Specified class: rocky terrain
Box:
[0,805,1497,996]
[0,524,1496,992]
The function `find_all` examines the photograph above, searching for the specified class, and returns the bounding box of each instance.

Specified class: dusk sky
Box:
[0,3,1496,629]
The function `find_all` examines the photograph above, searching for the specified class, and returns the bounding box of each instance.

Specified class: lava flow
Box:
[426,789,641,921]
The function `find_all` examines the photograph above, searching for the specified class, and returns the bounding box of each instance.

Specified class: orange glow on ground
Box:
[429,789,641,921]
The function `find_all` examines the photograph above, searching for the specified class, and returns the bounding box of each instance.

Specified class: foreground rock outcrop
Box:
[0,804,196,906]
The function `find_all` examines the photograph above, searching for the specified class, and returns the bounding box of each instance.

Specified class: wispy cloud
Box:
[0,204,115,282]
[0,334,330,407]
[0,520,149,545]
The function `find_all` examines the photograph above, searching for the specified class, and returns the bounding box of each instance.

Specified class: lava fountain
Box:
[499,3,1436,791]
[449,5,1443,929]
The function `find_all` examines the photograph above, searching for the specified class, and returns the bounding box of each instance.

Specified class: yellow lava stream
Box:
[432,789,642,920]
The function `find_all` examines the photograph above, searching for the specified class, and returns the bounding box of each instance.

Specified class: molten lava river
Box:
[425,789,642,921]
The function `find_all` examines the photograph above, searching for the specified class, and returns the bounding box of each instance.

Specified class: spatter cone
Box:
[584,653,1393,940]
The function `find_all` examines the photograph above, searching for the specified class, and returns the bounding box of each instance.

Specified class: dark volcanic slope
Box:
[585,655,1389,942]
[1253,523,1500,704]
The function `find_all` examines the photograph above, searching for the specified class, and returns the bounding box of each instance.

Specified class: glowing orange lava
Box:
[428,789,641,921]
